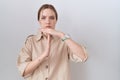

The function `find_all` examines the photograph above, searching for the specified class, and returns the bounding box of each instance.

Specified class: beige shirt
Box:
[17,32,84,80]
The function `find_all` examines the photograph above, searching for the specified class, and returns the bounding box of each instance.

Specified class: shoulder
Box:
[27,35,34,39]
[25,34,35,43]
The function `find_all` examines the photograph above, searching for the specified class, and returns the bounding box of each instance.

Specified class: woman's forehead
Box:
[40,9,55,16]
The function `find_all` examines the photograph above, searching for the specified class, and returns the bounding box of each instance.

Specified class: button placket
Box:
[46,65,48,68]
[45,57,49,80]
[45,77,48,80]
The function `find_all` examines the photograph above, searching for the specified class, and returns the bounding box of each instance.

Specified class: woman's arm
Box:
[60,34,88,62]
[23,52,47,76]
[23,34,51,76]
[40,28,88,62]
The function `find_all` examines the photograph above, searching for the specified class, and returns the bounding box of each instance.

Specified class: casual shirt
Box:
[17,32,85,80]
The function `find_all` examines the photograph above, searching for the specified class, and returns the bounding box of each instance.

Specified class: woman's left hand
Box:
[40,28,64,38]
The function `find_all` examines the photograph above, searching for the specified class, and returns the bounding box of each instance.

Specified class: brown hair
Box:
[38,4,58,21]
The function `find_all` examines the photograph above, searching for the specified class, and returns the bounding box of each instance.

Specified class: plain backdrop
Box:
[0,0,120,80]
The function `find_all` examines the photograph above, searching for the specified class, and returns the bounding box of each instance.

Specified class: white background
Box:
[0,0,120,80]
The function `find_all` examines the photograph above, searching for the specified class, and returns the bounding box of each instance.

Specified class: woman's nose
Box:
[46,19,50,23]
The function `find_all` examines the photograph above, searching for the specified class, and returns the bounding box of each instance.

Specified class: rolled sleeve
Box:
[68,45,87,63]
[17,37,32,78]
[17,61,30,77]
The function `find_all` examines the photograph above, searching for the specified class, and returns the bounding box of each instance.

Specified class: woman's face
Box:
[39,9,57,29]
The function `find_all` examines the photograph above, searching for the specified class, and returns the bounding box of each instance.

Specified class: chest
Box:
[31,39,68,60]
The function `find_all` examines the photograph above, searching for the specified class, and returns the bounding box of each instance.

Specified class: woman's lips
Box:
[46,26,51,28]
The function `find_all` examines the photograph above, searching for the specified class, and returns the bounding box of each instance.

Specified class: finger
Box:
[46,34,51,54]
[47,34,51,43]
[40,29,47,36]
[40,28,47,33]
[38,27,45,31]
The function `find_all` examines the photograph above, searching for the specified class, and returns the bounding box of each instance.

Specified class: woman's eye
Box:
[41,17,45,19]
[50,16,55,20]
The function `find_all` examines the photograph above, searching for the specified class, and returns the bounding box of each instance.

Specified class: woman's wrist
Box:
[59,32,65,39]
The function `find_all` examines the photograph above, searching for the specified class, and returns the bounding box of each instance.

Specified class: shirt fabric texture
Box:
[17,32,84,80]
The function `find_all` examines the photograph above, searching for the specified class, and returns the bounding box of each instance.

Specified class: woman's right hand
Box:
[43,34,51,58]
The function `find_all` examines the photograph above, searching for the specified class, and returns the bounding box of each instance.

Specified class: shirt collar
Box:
[36,31,43,41]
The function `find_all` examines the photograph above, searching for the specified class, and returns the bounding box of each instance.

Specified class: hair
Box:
[37,4,58,21]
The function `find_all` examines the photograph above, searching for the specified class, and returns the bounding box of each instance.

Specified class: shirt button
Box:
[45,77,48,80]
[46,65,48,68]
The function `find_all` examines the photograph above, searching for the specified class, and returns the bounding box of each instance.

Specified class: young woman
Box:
[17,4,88,80]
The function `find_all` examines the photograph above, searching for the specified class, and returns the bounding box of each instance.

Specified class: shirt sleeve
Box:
[67,45,87,63]
[17,36,32,78]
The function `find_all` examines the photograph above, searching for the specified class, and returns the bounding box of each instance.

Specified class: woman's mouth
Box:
[46,26,51,28]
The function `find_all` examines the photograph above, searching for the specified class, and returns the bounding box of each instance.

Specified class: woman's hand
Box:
[40,28,64,38]
[43,34,51,57]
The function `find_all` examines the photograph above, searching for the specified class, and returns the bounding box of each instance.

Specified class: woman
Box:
[17,4,88,80]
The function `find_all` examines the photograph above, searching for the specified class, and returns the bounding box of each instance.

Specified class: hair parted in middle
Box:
[37,4,58,21]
